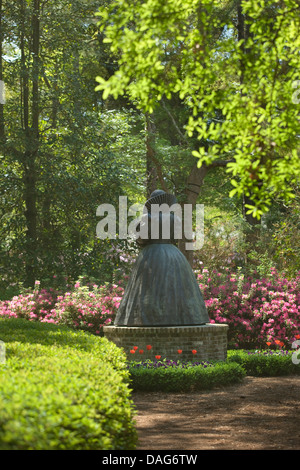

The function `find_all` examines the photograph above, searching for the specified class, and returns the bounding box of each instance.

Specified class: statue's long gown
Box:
[114,213,209,326]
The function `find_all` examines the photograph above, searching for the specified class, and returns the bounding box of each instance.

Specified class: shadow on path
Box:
[133,376,300,450]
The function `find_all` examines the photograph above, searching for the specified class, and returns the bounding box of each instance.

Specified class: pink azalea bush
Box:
[0,279,125,336]
[0,268,299,348]
[0,281,58,323]
[52,281,124,335]
[199,267,300,349]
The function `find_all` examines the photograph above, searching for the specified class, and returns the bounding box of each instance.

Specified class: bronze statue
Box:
[114,190,209,326]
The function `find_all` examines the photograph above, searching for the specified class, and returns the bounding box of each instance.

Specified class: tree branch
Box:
[161,98,188,145]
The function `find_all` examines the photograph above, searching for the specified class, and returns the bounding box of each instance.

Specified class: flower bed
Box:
[127,359,246,392]
[0,280,124,336]
[227,348,300,377]
[199,268,300,349]
[127,347,300,392]
[0,268,299,351]
[129,358,214,369]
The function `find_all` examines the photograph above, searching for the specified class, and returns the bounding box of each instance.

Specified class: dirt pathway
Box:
[132,376,300,450]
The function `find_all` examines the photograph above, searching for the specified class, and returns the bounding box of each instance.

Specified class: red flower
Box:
[295,335,300,340]
[192,349,197,355]
[266,342,271,346]
[155,355,161,360]
[177,349,182,354]
[146,345,152,350]
[130,349,135,354]
[133,346,138,350]
[139,349,144,354]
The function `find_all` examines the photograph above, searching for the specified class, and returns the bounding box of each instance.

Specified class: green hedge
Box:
[1,318,299,449]
[128,361,246,392]
[227,349,300,377]
[0,318,137,450]
[128,348,300,392]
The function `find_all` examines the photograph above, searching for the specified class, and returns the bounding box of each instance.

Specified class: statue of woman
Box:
[114,190,209,326]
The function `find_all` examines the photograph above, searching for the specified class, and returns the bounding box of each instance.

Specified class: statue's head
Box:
[145,189,177,212]
[149,189,166,198]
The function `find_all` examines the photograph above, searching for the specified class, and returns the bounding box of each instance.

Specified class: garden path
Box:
[132,376,300,450]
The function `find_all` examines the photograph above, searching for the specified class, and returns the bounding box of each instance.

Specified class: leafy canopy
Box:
[95,0,300,218]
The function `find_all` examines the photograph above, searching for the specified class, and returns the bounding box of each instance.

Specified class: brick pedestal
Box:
[103,323,228,363]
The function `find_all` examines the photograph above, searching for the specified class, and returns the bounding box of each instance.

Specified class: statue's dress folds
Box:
[114,191,209,327]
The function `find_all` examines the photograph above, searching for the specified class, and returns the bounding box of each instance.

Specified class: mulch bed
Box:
[132,376,300,450]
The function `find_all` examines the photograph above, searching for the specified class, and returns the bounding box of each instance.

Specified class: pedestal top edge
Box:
[103,323,228,331]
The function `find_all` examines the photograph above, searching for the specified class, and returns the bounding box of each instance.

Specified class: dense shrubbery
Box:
[128,360,246,392]
[227,349,300,377]
[127,348,300,392]
[0,317,299,435]
[1,268,299,351]
[0,318,137,450]
[0,283,58,322]
[0,279,124,336]
[53,280,124,334]
[199,267,300,349]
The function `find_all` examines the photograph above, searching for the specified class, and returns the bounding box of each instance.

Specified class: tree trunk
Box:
[177,163,208,266]
[145,114,160,198]
[31,0,40,139]
[20,0,29,132]
[179,159,234,266]
[243,193,261,227]
[23,0,40,287]
[0,0,5,140]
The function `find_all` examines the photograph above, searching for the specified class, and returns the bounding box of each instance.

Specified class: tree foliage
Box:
[1,0,299,293]
[0,0,145,289]
[96,0,300,218]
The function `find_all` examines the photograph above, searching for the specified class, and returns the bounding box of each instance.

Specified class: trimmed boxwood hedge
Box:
[128,361,246,392]
[128,347,300,392]
[0,318,137,450]
[227,349,300,377]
